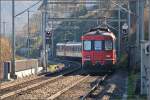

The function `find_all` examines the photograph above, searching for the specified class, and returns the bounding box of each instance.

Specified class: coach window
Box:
[58,45,61,52]
[105,40,113,50]
[94,41,102,51]
[84,41,91,51]
[58,46,60,51]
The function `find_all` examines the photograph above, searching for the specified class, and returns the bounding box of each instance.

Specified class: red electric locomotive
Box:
[81,27,117,72]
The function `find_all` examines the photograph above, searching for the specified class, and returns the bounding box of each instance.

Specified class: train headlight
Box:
[106,55,111,58]
[86,55,91,58]
[84,56,91,60]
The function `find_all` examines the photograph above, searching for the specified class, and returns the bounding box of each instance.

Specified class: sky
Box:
[1,0,41,36]
[0,0,94,36]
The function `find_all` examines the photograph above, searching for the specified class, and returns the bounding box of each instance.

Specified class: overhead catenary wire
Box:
[15,0,42,17]
[10,0,41,79]
[111,0,137,16]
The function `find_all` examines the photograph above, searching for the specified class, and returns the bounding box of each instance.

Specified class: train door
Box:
[82,40,93,65]
[93,40,105,65]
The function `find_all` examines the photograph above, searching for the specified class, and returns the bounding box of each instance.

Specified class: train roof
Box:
[56,43,65,46]
[57,42,82,46]
[65,43,82,46]
[84,27,116,39]
[89,27,111,32]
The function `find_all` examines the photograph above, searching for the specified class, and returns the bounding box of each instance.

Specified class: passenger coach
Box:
[56,42,82,58]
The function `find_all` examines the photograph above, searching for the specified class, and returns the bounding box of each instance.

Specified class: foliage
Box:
[15,56,25,60]
[16,35,42,58]
[127,72,146,100]
[0,37,11,61]
[118,52,128,69]
[53,6,99,43]
[29,49,40,58]
[128,73,137,99]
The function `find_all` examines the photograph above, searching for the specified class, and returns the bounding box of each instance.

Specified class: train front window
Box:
[94,41,102,51]
[105,40,113,50]
[84,41,91,51]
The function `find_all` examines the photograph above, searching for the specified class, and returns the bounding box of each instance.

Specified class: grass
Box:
[127,72,137,99]
[127,72,147,100]
[15,56,25,60]
[117,52,128,70]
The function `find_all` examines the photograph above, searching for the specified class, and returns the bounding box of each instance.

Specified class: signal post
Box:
[140,41,150,98]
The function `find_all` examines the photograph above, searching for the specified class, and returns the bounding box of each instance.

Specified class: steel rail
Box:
[1,75,45,90]
[1,59,80,89]
[0,67,80,100]
[47,75,90,100]
[81,75,107,100]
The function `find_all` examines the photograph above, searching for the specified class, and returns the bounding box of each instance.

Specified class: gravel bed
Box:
[56,76,99,100]
[108,70,127,100]
[0,76,49,95]
[55,70,127,100]
[1,75,38,86]
[13,75,85,100]
[91,70,127,100]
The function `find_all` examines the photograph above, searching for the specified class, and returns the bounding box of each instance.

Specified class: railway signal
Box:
[145,42,150,55]
[46,31,52,37]
[45,31,52,44]
[122,23,128,36]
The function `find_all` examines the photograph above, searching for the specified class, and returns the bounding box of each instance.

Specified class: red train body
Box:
[81,27,117,72]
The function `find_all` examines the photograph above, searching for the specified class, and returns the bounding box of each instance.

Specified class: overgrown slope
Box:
[0,37,11,61]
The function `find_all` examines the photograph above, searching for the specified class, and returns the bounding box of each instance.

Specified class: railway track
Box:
[54,75,107,100]
[0,60,81,100]
[9,69,87,100]
[1,59,109,100]
[81,75,107,100]
[47,75,90,100]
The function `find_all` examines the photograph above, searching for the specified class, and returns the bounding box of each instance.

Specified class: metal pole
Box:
[10,0,16,79]
[98,0,101,25]
[136,0,140,47]
[51,27,54,57]
[128,2,131,45]
[149,0,150,41]
[27,10,30,59]
[51,2,54,57]
[139,0,144,40]
[127,0,132,71]
[0,0,1,66]
[140,0,145,95]
[0,0,2,35]
[42,0,47,72]
[3,21,6,37]
[118,6,121,59]
[148,1,150,99]
[42,11,46,72]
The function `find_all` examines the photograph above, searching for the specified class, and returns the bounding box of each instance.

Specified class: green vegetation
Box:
[53,6,99,43]
[15,56,25,60]
[127,72,147,100]
[0,37,11,61]
[128,72,137,99]
[118,52,128,70]
[16,36,42,58]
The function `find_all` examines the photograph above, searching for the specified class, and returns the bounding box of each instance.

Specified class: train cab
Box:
[81,27,116,72]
